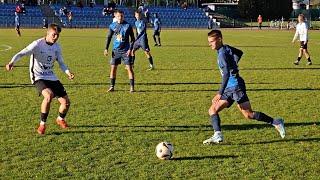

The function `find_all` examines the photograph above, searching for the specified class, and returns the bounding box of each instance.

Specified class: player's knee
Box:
[43,93,54,103]
[208,107,217,115]
[243,112,254,119]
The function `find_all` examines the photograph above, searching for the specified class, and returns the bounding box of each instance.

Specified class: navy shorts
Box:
[110,50,132,65]
[34,79,67,98]
[221,85,249,108]
[133,39,150,52]
[300,41,308,49]
[154,30,160,36]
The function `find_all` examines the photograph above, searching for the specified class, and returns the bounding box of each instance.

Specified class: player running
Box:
[5,24,75,135]
[15,12,21,37]
[132,10,154,70]
[152,13,161,46]
[292,14,312,65]
[203,30,285,145]
[104,10,135,92]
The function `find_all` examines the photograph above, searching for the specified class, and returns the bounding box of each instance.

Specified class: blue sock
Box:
[129,79,134,87]
[110,78,116,87]
[210,114,221,132]
[253,112,273,124]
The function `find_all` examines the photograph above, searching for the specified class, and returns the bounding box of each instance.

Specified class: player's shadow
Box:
[237,137,320,146]
[63,122,317,135]
[171,155,238,161]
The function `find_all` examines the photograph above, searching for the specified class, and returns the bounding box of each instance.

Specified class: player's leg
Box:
[157,33,161,46]
[108,64,117,92]
[302,45,312,65]
[38,88,54,134]
[123,54,135,92]
[203,99,229,144]
[294,45,304,65]
[153,32,158,46]
[56,95,70,128]
[142,41,154,70]
[125,65,134,92]
[237,101,285,138]
[15,26,21,37]
[108,52,120,92]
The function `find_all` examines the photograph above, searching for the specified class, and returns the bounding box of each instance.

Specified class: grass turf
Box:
[0,28,319,179]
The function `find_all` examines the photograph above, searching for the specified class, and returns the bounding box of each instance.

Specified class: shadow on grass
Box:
[49,122,317,135]
[238,137,320,146]
[171,155,238,161]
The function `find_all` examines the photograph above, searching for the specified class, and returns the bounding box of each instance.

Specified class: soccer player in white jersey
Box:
[5,23,75,135]
[292,14,312,65]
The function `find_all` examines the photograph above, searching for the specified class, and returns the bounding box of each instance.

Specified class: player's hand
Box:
[104,49,108,56]
[5,63,14,71]
[212,94,221,105]
[67,72,75,80]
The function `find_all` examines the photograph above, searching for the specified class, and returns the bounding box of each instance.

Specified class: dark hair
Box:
[114,9,124,14]
[48,23,61,33]
[208,30,222,38]
[135,10,141,14]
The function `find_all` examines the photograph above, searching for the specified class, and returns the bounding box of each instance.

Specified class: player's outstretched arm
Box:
[6,41,37,71]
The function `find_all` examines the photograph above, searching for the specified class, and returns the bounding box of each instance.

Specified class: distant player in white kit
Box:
[292,14,312,65]
[5,23,75,135]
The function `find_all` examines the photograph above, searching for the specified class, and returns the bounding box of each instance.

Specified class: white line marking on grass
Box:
[0,44,12,51]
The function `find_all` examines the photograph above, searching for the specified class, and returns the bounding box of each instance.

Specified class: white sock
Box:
[57,116,64,121]
[40,121,46,125]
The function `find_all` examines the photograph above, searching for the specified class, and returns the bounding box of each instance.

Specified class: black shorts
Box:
[300,41,308,49]
[221,85,249,108]
[154,30,160,36]
[110,50,132,65]
[133,39,150,52]
[34,80,67,98]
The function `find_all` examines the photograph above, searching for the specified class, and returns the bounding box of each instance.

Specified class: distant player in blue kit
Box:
[203,30,285,145]
[14,12,21,37]
[104,10,135,92]
[132,10,154,70]
[152,13,161,46]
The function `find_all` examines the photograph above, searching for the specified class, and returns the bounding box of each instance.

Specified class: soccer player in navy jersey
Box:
[132,10,154,70]
[104,10,135,92]
[152,13,161,46]
[203,30,285,145]
[14,12,21,37]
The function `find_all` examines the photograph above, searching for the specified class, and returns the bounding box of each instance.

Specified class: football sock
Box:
[148,56,154,65]
[58,112,66,120]
[110,78,116,87]
[297,57,302,61]
[40,112,49,123]
[153,35,157,44]
[307,57,311,62]
[210,114,221,132]
[253,112,273,124]
[131,56,135,65]
[158,37,161,45]
[129,79,134,87]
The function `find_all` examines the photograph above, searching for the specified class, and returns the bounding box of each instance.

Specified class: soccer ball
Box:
[155,142,174,160]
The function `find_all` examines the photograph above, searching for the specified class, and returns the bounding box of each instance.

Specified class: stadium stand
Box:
[0,4,44,28]
[0,3,208,28]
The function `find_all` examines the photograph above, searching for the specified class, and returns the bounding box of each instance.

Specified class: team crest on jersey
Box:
[47,56,53,62]
[116,34,123,41]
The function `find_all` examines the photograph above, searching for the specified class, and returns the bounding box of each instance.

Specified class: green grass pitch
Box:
[0,28,319,179]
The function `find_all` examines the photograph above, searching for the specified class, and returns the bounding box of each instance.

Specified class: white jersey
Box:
[9,38,69,84]
[293,22,308,42]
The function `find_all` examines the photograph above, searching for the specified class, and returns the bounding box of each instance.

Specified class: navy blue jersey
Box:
[105,21,135,52]
[135,19,147,41]
[153,18,161,31]
[217,45,244,94]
